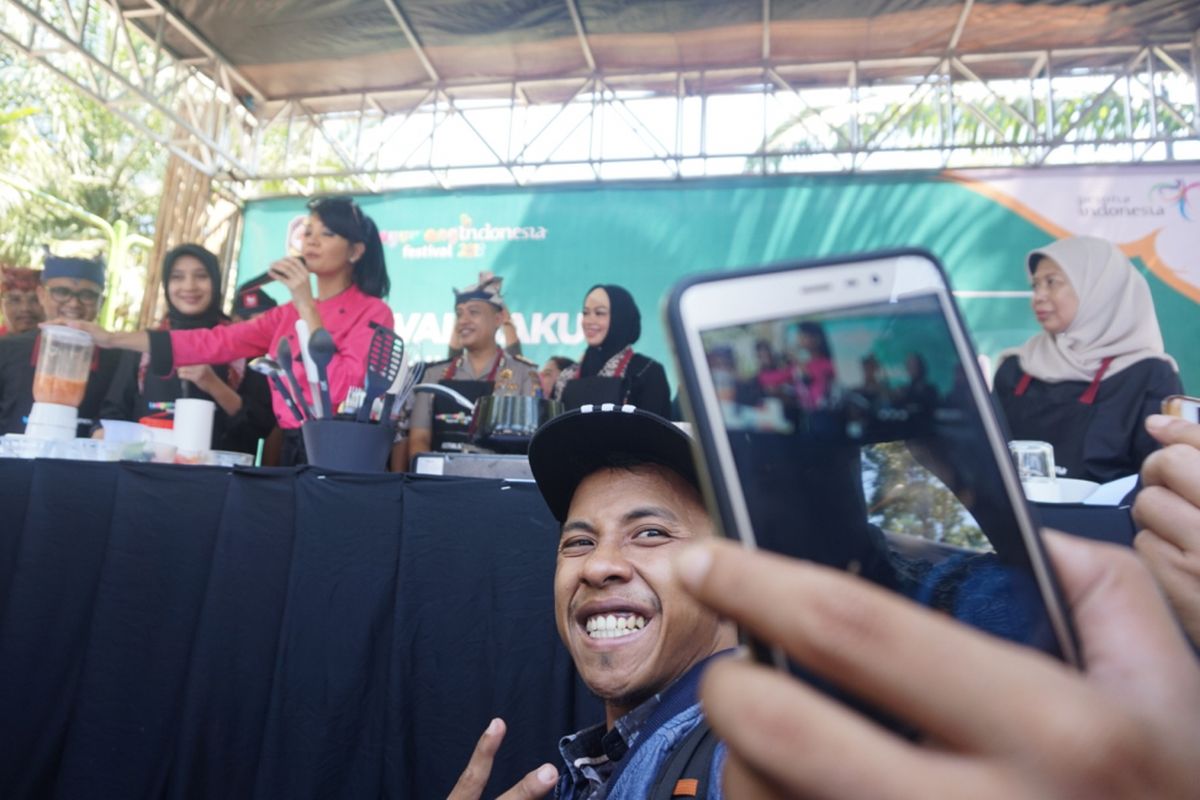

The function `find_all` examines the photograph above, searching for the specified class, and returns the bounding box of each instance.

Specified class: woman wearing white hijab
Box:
[993,236,1181,483]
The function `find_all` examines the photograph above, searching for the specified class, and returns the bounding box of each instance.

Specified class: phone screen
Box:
[695,290,1066,659]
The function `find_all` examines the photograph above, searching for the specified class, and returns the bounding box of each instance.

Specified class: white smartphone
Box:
[666,250,1080,672]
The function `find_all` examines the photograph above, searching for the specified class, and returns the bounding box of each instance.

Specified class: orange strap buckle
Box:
[672,778,699,797]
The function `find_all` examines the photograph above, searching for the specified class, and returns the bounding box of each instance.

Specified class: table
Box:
[411,452,535,480]
[0,458,601,799]
[1033,502,1136,546]
[0,457,1136,799]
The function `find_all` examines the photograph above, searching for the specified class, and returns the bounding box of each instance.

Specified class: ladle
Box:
[249,356,305,423]
[276,337,313,419]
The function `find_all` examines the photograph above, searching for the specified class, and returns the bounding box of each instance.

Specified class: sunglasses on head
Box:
[47,286,102,305]
[308,196,364,230]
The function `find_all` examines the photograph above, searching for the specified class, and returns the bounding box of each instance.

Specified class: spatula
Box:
[307,328,336,419]
[357,325,404,422]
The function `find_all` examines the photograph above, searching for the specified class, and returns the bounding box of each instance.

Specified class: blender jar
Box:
[34,324,94,405]
[26,324,94,440]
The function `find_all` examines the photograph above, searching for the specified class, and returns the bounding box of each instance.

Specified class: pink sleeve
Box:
[324,300,395,407]
[170,307,280,366]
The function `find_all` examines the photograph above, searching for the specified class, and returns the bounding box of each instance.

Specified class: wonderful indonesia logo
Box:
[1150,179,1200,221]
[380,213,549,260]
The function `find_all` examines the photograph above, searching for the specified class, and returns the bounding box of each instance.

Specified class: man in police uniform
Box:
[407,277,538,458]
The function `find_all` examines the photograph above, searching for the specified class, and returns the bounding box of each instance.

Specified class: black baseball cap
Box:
[528,404,700,522]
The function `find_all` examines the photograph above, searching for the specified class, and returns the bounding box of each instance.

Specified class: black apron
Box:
[560,348,636,411]
[1009,356,1113,478]
[560,375,625,411]
[432,379,492,452]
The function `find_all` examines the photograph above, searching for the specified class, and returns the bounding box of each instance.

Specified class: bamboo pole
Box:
[139,147,215,328]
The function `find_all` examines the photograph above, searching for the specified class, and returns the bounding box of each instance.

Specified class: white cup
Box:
[174,398,215,454]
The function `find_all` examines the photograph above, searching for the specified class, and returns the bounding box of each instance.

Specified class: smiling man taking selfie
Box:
[449,405,736,800]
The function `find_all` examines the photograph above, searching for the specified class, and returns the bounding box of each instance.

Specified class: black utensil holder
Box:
[301,419,394,472]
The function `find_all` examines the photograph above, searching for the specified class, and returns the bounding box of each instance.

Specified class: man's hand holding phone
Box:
[667,251,1079,668]
[1134,414,1200,646]
[673,535,1200,799]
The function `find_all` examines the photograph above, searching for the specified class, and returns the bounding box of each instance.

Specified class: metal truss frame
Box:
[2,0,1198,197]
[249,40,1200,194]
[0,0,260,178]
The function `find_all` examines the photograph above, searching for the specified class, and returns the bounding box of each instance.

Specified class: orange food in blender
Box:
[33,373,88,406]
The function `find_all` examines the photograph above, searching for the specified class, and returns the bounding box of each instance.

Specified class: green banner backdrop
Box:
[240,166,1200,392]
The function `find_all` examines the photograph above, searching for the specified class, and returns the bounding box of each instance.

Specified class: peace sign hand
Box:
[446,718,558,800]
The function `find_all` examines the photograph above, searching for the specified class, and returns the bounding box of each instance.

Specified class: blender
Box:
[26,324,94,440]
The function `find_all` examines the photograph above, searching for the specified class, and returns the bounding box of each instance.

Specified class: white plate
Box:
[1023,477,1101,504]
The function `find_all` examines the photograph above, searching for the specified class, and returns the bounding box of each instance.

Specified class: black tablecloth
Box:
[0,459,601,799]
[1032,502,1136,547]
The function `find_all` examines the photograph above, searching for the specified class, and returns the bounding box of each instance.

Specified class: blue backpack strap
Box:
[647,719,717,799]
[604,651,735,794]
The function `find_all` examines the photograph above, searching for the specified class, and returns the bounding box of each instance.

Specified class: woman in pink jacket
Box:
[69,197,394,464]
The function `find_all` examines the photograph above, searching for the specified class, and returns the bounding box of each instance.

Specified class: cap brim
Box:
[528,405,698,522]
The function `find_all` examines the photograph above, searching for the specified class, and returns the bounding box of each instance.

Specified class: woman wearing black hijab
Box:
[551,284,671,418]
[99,244,274,454]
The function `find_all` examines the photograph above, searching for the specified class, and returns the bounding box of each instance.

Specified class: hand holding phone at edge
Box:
[672,535,1200,799]
[1134,414,1200,647]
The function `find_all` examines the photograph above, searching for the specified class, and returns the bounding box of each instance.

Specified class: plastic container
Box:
[53,438,121,462]
[148,442,178,463]
[174,448,208,465]
[32,325,94,406]
[138,414,175,446]
[207,450,254,467]
[118,440,177,464]
[0,434,51,459]
[99,419,148,444]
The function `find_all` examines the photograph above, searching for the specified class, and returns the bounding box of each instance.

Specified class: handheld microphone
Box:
[239,256,305,293]
[239,272,275,292]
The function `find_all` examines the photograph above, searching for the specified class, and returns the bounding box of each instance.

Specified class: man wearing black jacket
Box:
[0,255,122,436]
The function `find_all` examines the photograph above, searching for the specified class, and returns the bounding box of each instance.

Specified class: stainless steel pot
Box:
[468,395,564,453]
[411,384,564,453]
